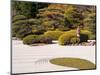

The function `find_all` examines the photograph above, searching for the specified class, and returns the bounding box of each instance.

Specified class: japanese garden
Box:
[12,1,96,74]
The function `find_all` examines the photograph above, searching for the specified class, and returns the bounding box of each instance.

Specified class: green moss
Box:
[50,58,95,70]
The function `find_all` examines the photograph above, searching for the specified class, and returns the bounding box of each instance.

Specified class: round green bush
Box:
[39,35,52,44]
[58,31,76,45]
[70,37,80,44]
[58,29,91,45]
[80,34,88,42]
[80,30,92,42]
[44,30,64,40]
[81,30,92,39]
[69,30,92,42]
[89,34,96,40]
[23,35,40,45]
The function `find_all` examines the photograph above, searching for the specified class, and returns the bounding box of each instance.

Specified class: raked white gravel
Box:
[12,40,95,74]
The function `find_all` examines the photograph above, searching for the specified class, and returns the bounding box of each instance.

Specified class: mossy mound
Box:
[50,58,95,70]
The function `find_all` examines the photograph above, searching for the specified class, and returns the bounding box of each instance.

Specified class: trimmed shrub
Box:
[68,30,92,42]
[89,34,96,40]
[66,30,77,34]
[13,20,28,25]
[44,30,64,40]
[80,30,92,42]
[70,37,80,44]
[81,30,92,39]
[80,34,88,42]
[39,35,52,44]
[32,25,46,35]
[12,15,32,39]
[13,15,27,22]
[14,24,32,39]
[58,31,76,45]
[23,35,40,44]
[28,19,41,25]
[58,29,91,45]
[23,34,52,45]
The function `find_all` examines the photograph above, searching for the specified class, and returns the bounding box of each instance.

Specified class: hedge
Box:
[58,31,77,45]
[39,35,52,44]
[23,34,53,45]
[23,35,40,45]
[44,30,64,40]
[58,29,92,45]
[70,37,80,44]
[81,30,92,39]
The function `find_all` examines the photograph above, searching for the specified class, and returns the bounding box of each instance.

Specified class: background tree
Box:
[12,1,96,40]
[37,4,69,31]
[83,6,96,34]
[64,5,84,28]
[11,1,49,18]
[37,4,94,30]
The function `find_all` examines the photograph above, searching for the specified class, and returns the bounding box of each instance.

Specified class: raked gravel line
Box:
[12,40,95,74]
